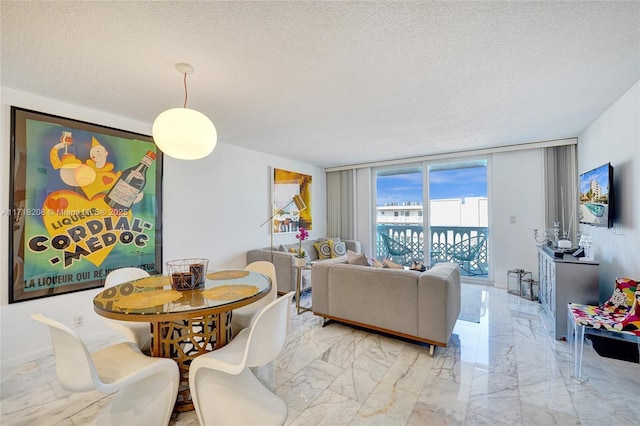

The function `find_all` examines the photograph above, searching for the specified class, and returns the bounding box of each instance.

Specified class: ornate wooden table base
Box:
[93,270,272,413]
[151,312,232,411]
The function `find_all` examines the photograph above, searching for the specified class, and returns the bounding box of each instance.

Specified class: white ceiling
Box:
[1,1,638,168]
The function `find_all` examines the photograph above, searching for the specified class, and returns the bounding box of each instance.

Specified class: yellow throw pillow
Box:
[329,240,347,257]
[383,259,404,269]
[314,240,332,259]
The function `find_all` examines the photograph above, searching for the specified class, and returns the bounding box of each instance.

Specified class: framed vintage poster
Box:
[272,168,312,234]
[8,107,163,303]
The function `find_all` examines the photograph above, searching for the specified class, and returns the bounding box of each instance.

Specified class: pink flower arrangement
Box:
[295,228,309,258]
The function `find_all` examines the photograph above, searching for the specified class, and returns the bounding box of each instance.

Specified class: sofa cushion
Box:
[347,250,369,266]
[315,240,332,259]
[383,259,404,269]
[330,240,347,258]
[302,241,319,260]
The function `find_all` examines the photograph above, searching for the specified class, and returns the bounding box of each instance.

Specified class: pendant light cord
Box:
[183,73,188,108]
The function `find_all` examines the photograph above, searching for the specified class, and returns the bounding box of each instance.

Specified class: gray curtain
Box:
[544,144,578,244]
[326,170,355,239]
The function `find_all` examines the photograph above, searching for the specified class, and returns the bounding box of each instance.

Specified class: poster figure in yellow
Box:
[49,134,121,199]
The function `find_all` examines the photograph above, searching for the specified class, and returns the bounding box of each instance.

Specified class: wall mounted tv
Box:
[579,162,614,228]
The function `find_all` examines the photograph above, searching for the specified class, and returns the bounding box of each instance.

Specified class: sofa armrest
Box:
[247,248,298,294]
[417,263,461,345]
[311,257,348,315]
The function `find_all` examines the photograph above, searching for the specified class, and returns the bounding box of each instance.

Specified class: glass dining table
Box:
[93,269,272,412]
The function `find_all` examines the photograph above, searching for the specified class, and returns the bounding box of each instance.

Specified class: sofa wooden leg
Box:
[429,345,435,357]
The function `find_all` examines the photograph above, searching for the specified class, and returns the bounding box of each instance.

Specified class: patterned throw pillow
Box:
[347,250,370,266]
[314,240,332,259]
[329,240,347,258]
[602,277,637,314]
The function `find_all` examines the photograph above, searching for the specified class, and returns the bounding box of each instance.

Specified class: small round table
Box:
[93,269,271,412]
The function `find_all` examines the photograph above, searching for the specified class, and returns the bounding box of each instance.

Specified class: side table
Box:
[295,263,313,315]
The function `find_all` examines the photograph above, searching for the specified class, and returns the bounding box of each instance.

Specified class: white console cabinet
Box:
[537,246,599,340]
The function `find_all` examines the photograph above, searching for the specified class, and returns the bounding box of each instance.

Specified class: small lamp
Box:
[152,63,217,160]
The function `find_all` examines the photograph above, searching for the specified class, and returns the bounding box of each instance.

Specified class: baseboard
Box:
[0,329,118,370]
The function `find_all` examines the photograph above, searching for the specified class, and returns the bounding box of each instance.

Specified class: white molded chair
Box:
[103,267,151,352]
[189,292,295,426]
[231,261,278,334]
[31,313,179,426]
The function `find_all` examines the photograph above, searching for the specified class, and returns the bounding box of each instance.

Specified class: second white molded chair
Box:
[31,313,179,426]
[103,267,151,352]
[190,292,295,426]
[231,261,278,334]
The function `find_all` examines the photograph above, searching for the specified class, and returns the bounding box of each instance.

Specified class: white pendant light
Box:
[152,63,217,160]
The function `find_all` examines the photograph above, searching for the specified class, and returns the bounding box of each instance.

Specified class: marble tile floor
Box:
[2,283,639,426]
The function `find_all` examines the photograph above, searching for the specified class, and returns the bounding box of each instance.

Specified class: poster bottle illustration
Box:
[105,151,156,213]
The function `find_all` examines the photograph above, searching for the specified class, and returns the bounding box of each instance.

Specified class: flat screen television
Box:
[579,162,614,228]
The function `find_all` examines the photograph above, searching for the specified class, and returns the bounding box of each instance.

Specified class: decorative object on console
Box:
[532,228,552,245]
[152,63,217,160]
[557,186,575,249]
[166,258,209,290]
[578,234,593,260]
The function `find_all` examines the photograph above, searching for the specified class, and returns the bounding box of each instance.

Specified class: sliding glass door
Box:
[428,160,489,278]
[374,158,490,279]
[375,166,423,266]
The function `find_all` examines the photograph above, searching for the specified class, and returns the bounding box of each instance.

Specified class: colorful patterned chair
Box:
[567,277,640,382]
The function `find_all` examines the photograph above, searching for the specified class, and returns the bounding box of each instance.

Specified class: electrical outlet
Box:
[73,315,84,328]
[510,216,516,224]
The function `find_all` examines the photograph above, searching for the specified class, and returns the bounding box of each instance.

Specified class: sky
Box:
[376,167,487,206]
[579,163,610,195]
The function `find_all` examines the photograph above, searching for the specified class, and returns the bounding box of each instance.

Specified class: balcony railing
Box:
[376,224,489,277]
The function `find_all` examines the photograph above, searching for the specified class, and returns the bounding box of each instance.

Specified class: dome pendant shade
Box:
[152,107,217,160]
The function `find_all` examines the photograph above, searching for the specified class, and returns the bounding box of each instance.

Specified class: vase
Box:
[294,257,307,267]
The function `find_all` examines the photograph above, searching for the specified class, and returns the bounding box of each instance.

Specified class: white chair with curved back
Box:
[189,292,295,426]
[31,313,179,426]
[231,261,278,334]
[103,267,151,352]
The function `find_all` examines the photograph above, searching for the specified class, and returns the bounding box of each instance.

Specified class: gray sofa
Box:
[312,261,461,355]
[246,239,361,294]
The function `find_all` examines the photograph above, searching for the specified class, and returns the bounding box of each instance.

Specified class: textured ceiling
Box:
[1,1,638,168]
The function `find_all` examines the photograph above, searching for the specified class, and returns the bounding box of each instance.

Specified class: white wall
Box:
[577,81,640,302]
[0,88,326,367]
[492,149,545,288]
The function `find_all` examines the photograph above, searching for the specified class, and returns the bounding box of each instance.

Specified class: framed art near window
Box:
[272,168,312,234]
[8,107,163,303]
